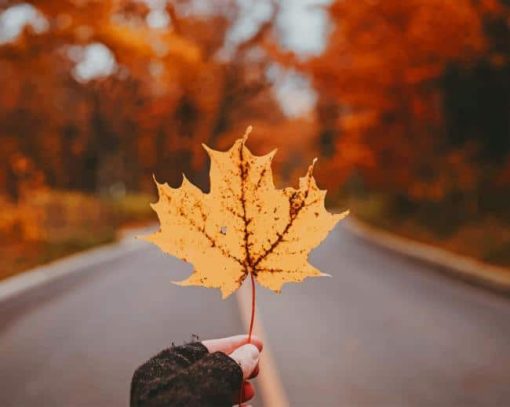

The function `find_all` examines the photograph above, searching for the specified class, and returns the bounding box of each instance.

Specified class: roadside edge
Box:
[0,226,154,304]
[345,217,510,294]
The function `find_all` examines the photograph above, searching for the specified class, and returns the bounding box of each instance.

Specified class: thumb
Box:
[228,343,260,380]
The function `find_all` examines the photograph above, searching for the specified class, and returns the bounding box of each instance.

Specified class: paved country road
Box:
[1,224,510,406]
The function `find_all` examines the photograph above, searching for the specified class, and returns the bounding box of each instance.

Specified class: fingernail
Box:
[243,344,259,360]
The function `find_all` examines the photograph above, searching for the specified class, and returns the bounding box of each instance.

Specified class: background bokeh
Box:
[1,0,509,278]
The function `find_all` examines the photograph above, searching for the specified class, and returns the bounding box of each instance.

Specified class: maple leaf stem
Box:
[248,271,256,342]
[240,272,256,407]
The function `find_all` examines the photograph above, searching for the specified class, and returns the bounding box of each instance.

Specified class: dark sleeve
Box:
[130,342,243,407]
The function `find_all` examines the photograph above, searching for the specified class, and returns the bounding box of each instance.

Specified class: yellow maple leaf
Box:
[144,126,349,298]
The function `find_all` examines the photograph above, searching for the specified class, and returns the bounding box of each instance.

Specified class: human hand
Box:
[202,334,263,405]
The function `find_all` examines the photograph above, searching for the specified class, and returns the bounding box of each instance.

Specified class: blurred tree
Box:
[306,0,484,195]
[302,0,509,214]
[0,0,282,199]
[443,0,510,161]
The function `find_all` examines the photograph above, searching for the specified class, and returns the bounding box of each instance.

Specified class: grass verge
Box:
[350,194,510,269]
[0,191,154,281]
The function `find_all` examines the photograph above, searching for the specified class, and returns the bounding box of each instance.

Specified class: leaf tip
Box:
[243,125,253,142]
[338,209,350,220]
[139,232,157,243]
[308,157,318,176]
[152,173,160,185]
[181,172,188,185]
[172,279,188,287]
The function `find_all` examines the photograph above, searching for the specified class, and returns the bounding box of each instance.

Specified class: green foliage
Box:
[0,191,152,280]
[106,193,155,226]
[352,194,510,268]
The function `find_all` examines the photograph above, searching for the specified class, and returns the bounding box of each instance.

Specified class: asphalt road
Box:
[1,224,510,406]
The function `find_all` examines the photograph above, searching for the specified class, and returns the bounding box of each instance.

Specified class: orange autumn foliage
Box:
[0,0,282,201]
[303,0,510,203]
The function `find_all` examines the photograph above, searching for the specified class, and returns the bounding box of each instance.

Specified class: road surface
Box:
[1,224,510,406]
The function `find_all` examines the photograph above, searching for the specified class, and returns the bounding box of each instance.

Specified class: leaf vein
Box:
[177,207,243,266]
[252,175,316,267]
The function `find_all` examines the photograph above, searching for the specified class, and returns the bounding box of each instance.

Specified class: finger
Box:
[202,334,263,354]
[242,381,255,402]
[232,382,255,404]
[248,363,259,380]
[228,343,260,380]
